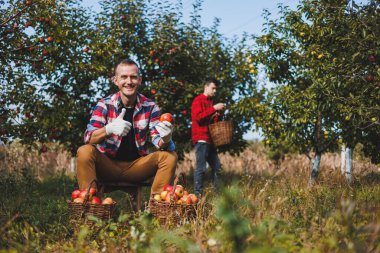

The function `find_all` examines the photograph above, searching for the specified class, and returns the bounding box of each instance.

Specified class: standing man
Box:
[76,59,177,195]
[191,77,225,197]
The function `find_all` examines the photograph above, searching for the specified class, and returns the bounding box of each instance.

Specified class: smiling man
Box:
[76,59,177,195]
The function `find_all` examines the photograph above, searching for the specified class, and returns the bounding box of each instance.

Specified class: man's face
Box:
[204,83,217,97]
[114,64,142,97]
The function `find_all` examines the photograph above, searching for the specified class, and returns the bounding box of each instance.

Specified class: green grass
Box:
[0,166,379,252]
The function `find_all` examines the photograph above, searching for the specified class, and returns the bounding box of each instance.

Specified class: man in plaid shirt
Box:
[76,59,177,194]
[191,78,225,197]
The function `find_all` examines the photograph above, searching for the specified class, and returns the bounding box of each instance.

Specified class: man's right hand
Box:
[213,103,225,111]
[105,108,132,136]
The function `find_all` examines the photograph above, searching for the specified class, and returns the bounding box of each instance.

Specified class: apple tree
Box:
[231,0,380,183]
[2,0,258,160]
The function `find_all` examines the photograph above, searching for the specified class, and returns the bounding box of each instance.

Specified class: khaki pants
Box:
[76,144,177,194]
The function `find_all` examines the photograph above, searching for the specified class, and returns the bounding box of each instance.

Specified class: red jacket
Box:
[191,94,218,145]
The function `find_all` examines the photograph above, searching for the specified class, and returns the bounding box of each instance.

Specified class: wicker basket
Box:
[209,120,233,147]
[68,180,116,223]
[149,175,197,226]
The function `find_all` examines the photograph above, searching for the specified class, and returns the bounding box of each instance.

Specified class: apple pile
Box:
[153,184,198,205]
[71,188,113,205]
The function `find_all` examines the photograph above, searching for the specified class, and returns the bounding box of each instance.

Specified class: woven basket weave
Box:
[149,174,197,226]
[209,120,233,147]
[68,180,116,223]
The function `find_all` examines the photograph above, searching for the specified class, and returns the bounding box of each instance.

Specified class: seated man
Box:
[76,58,177,195]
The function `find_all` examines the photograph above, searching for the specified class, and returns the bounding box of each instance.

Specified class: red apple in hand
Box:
[160,113,173,123]
[71,189,81,200]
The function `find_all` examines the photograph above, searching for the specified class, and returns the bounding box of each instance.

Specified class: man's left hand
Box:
[156,121,173,143]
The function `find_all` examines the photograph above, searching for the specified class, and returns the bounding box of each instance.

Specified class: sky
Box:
[81,0,300,140]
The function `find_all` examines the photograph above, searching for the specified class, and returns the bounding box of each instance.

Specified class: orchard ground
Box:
[0,142,379,252]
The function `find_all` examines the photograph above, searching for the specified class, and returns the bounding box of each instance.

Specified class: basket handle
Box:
[170,173,186,202]
[82,179,99,206]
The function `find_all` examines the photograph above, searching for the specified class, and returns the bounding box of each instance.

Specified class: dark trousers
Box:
[194,142,221,197]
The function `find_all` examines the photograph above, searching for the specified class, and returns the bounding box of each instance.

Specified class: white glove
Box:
[156,121,173,143]
[105,108,132,136]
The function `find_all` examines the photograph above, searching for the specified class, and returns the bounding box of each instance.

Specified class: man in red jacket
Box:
[191,78,225,197]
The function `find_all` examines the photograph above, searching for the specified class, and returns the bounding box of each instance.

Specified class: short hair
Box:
[114,58,140,76]
[205,77,219,86]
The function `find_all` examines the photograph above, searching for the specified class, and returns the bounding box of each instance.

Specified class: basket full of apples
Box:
[68,179,116,222]
[149,174,198,226]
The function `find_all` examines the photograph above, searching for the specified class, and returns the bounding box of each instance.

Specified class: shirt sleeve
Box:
[192,97,216,125]
[84,100,108,144]
[150,104,175,151]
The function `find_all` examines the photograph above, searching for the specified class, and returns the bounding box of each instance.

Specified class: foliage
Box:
[1,0,256,158]
[233,0,380,163]
[1,159,379,252]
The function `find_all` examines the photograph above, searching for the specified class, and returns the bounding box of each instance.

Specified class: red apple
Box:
[149,50,155,57]
[174,185,184,198]
[39,37,45,43]
[45,17,50,23]
[91,196,101,204]
[83,47,89,53]
[71,189,81,200]
[368,55,376,62]
[28,46,34,51]
[160,113,173,123]
[120,15,126,20]
[47,36,54,42]
[42,50,48,56]
[366,75,374,82]
[89,187,96,197]
[150,88,157,95]
[181,195,192,205]
[163,184,173,192]
[188,194,198,204]
[79,190,88,200]
[25,0,32,5]
[25,21,32,28]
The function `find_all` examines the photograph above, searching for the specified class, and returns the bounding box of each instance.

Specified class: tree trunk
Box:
[344,147,353,184]
[308,151,321,187]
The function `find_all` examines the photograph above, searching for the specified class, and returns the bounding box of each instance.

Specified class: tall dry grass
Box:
[0,141,378,181]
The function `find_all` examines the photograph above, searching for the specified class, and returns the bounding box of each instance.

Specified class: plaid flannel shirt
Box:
[84,92,175,158]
